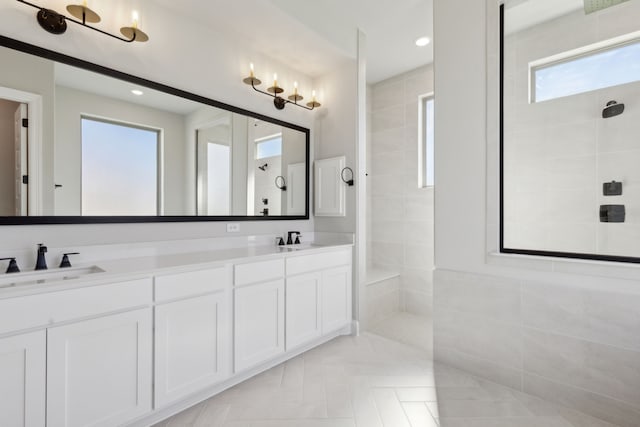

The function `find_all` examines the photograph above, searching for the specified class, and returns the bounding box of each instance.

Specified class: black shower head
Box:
[603,100,624,118]
[258,163,268,171]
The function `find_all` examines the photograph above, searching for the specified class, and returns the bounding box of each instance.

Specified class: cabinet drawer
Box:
[0,278,152,335]
[155,266,230,302]
[286,249,351,276]
[234,259,284,286]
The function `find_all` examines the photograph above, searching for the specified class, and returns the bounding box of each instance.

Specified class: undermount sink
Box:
[0,265,105,289]
[278,243,324,251]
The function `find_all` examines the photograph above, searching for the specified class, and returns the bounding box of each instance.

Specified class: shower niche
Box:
[500,0,640,262]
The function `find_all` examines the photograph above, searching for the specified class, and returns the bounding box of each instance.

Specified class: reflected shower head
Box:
[584,0,630,14]
[258,163,268,171]
[603,100,625,118]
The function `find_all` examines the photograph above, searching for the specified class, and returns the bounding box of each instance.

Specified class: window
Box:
[255,134,282,159]
[418,94,435,187]
[81,117,159,215]
[532,38,640,103]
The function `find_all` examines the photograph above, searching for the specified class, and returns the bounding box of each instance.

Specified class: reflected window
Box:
[81,117,159,215]
[419,95,435,187]
[256,134,282,159]
[533,38,640,102]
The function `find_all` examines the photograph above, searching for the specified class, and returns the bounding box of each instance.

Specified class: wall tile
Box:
[523,374,640,427]
[523,328,640,406]
[372,80,405,111]
[372,105,405,132]
[434,308,522,370]
[522,281,640,351]
[434,270,521,323]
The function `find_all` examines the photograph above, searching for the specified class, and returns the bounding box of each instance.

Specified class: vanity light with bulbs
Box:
[243,63,321,110]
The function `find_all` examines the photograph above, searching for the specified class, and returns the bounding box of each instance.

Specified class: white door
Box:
[46,309,152,427]
[0,330,46,427]
[286,162,306,215]
[155,292,230,407]
[14,103,27,216]
[285,272,322,350]
[234,280,285,372]
[321,266,352,333]
[314,156,346,217]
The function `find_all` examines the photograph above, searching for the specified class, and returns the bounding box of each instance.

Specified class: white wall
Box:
[0,0,322,251]
[433,1,640,425]
[54,85,187,215]
[0,99,19,216]
[369,64,434,317]
[313,59,359,233]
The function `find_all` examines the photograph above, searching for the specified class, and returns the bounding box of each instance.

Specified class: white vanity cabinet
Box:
[153,267,231,408]
[46,308,152,427]
[285,272,322,350]
[285,248,352,351]
[0,330,46,427]
[233,259,285,372]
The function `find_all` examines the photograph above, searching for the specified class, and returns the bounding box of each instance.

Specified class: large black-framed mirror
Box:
[0,35,310,225]
[500,1,640,263]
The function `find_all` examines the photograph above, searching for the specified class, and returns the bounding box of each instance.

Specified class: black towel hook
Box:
[341,167,354,186]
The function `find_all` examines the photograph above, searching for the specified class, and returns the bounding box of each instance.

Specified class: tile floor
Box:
[154,330,620,427]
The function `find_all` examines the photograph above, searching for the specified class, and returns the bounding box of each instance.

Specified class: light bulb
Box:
[294,81,298,94]
[273,73,278,87]
[250,63,255,77]
[132,10,140,29]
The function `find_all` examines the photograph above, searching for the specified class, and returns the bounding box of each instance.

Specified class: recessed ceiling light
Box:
[415,37,431,47]
[131,89,144,96]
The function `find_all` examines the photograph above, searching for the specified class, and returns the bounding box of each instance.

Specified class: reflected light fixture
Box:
[243,63,321,111]
[16,0,149,43]
[415,36,430,47]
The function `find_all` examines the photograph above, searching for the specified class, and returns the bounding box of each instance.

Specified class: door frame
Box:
[0,87,43,216]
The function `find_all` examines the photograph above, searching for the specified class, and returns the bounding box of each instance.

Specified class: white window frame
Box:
[418,93,434,188]
[529,30,640,103]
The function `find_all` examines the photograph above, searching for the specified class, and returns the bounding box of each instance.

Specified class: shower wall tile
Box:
[523,329,640,405]
[434,268,640,427]
[371,105,405,132]
[435,308,522,370]
[523,374,640,427]
[372,79,405,111]
[369,64,434,318]
[522,281,640,352]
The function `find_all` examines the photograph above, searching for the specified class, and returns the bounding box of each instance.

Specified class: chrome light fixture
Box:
[243,64,321,111]
[17,0,149,43]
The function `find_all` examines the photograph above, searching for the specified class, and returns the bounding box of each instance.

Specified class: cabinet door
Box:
[314,156,346,217]
[285,272,322,350]
[0,331,46,427]
[234,280,284,372]
[155,292,229,407]
[47,309,152,427]
[322,266,352,333]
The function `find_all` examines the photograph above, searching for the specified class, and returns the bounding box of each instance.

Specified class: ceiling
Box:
[150,0,433,84]
[504,0,583,34]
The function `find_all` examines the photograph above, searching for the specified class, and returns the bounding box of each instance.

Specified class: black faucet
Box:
[35,244,48,271]
[0,257,20,273]
[60,252,80,268]
[287,231,301,245]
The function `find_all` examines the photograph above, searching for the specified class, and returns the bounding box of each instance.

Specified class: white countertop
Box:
[0,243,353,299]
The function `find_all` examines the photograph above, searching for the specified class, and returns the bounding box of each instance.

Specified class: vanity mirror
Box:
[0,36,309,224]
[500,0,640,262]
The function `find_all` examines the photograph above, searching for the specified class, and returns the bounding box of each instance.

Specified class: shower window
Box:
[500,1,640,263]
[532,37,640,103]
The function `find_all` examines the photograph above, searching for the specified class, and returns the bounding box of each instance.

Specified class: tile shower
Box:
[365,64,434,347]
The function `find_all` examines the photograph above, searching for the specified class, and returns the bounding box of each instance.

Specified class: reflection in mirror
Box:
[0,39,308,222]
[501,0,640,261]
